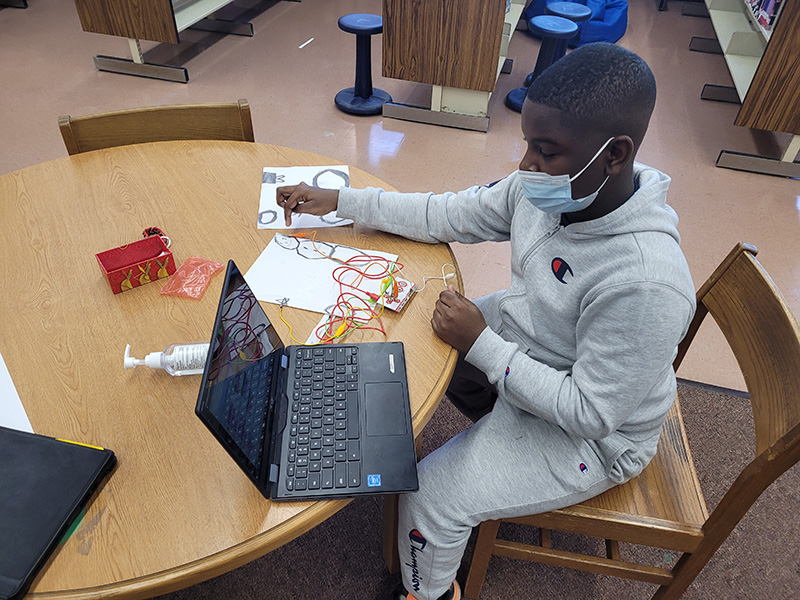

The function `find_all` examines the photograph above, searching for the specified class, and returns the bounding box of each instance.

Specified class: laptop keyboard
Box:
[285,346,360,493]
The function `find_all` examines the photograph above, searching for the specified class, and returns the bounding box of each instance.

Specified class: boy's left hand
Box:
[432,285,486,354]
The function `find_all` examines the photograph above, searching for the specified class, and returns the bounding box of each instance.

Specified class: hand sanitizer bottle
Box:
[124,343,210,376]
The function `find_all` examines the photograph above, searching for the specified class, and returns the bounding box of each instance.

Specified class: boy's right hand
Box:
[276,183,340,226]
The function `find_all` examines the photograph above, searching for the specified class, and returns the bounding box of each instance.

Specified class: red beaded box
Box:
[96,236,176,294]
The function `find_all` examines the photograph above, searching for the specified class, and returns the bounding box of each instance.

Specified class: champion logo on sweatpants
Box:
[505,366,510,378]
[579,463,588,473]
[406,529,428,592]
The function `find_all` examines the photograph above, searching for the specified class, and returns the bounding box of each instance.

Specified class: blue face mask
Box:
[517,137,615,214]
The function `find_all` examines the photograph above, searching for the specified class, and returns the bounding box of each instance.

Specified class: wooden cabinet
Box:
[382,0,526,131]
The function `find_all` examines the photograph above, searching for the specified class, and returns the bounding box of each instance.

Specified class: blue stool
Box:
[537,3,592,77]
[505,15,577,113]
[522,3,592,86]
[335,14,392,116]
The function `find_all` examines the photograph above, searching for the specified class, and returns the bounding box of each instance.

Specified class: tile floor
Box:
[1,0,799,390]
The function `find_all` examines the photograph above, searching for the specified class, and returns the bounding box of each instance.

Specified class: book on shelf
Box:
[758,0,783,29]
[746,0,762,16]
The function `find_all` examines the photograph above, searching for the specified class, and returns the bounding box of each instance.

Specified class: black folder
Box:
[0,426,116,600]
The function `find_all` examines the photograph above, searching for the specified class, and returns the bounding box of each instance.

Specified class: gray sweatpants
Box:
[397,354,618,600]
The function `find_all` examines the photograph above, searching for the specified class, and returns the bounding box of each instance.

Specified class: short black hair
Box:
[526,43,656,145]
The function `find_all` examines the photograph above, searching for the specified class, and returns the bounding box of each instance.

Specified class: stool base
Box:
[524,71,535,87]
[335,87,392,115]
[505,87,527,113]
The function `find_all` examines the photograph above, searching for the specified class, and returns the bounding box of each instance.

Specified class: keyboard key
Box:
[335,463,346,487]
[322,469,334,488]
[346,391,359,439]
[348,463,360,487]
[348,441,361,461]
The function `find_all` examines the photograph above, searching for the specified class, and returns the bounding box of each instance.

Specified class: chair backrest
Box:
[675,242,800,537]
[58,99,255,155]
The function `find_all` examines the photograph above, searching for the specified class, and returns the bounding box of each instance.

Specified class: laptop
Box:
[0,426,116,600]
[195,260,419,501]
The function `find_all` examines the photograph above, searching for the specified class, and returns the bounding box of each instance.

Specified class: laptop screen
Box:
[199,264,285,474]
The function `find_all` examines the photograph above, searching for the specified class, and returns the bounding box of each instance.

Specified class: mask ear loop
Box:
[568,137,616,183]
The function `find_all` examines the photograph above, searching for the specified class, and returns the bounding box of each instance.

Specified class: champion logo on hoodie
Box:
[551,257,573,283]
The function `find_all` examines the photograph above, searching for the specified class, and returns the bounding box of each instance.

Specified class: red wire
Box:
[290,232,405,343]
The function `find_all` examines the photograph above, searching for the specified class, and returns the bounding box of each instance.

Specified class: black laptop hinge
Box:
[268,463,279,484]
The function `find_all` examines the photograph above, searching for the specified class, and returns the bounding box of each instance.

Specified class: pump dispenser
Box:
[124,342,210,376]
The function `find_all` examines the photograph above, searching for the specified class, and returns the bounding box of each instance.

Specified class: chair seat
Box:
[546,1,593,22]
[338,13,382,35]
[527,15,579,38]
[509,396,708,553]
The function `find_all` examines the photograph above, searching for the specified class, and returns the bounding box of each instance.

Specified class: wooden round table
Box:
[0,141,460,598]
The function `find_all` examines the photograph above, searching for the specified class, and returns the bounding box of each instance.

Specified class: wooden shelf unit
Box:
[381,0,526,132]
[698,0,800,177]
[72,0,275,83]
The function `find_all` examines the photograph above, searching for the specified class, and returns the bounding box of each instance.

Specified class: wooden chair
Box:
[58,99,255,155]
[464,242,800,600]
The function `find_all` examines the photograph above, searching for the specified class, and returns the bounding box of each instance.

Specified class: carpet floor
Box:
[153,383,800,600]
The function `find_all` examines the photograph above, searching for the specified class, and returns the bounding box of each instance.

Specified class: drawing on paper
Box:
[258,165,354,230]
[245,233,401,314]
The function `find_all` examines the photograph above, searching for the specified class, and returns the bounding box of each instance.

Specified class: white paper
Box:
[245,233,399,314]
[258,166,353,229]
[0,350,33,432]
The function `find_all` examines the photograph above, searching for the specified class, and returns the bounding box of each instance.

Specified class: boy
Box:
[277,43,695,600]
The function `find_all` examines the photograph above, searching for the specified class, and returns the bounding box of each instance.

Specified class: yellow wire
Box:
[279,304,324,346]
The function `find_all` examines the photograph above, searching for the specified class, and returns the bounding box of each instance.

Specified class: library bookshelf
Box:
[381,0,526,132]
[71,0,278,83]
[695,0,800,177]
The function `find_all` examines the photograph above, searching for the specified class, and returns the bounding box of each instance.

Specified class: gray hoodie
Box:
[337,163,695,482]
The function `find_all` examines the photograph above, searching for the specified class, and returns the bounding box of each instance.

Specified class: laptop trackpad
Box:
[365,382,408,436]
